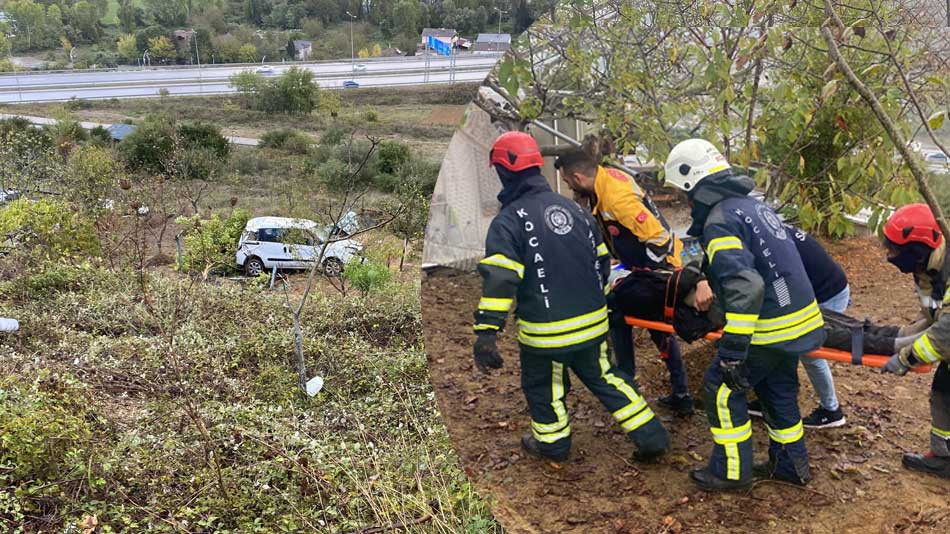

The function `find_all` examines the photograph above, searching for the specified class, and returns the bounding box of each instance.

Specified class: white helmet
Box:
[663,139,731,192]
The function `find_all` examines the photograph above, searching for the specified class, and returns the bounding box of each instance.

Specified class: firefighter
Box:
[879,203,950,479]
[664,139,826,490]
[473,131,670,462]
[554,148,714,417]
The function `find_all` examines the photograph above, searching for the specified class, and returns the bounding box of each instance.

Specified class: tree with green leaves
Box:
[117,34,139,64]
[490,1,949,237]
[147,35,176,64]
[118,0,139,33]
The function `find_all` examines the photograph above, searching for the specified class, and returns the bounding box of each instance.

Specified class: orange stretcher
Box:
[625,316,932,373]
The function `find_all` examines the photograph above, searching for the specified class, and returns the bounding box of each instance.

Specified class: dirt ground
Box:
[422,236,949,533]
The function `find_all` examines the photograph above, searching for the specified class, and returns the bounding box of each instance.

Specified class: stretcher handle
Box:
[624,316,932,374]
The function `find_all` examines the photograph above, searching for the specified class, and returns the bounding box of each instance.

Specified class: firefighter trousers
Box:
[520,339,669,458]
[703,346,810,482]
[931,361,950,457]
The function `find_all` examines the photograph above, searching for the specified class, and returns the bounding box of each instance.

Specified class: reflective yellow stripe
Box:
[478,297,513,312]
[612,396,647,423]
[714,383,741,481]
[600,343,655,432]
[944,288,950,305]
[913,335,942,364]
[518,319,609,349]
[767,421,804,444]
[596,243,609,257]
[711,420,752,444]
[755,301,820,330]
[749,301,824,345]
[519,306,608,335]
[620,408,656,433]
[473,324,500,331]
[533,362,571,443]
[479,254,525,278]
[708,163,729,175]
[724,312,758,336]
[604,284,611,295]
[707,236,743,264]
[932,426,950,439]
[751,313,824,345]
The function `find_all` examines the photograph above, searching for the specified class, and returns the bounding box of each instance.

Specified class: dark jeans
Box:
[608,299,689,396]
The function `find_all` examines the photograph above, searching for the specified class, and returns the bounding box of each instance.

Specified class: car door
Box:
[281,227,318,269]
[252,227,292,269]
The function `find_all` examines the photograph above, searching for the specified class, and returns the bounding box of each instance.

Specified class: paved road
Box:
[0,54,498,90]
[0,67,490,103]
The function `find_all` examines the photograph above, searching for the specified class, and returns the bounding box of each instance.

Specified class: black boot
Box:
[902,452,950,479]
[689,467,753,491]
[752,456,811,486]
[658,393,695,417]
[520,434,569,462]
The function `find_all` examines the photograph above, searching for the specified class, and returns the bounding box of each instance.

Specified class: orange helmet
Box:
[883,203,943,250]
[490,131,544,172]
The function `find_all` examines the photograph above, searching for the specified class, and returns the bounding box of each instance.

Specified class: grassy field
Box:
[2,84,476,161]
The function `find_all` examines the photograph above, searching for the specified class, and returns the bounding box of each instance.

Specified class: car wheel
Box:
[323,257,344,277]
[245,256,265,277]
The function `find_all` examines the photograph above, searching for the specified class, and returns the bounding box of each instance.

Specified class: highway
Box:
[0,55,498,103]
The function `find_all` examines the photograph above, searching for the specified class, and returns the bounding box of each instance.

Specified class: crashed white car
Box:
[235,217,362,277]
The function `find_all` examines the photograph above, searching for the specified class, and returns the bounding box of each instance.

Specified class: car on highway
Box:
[255,65,276,74]
[342,80,360,88]
[925,151,948,163]
[235,217,362,277]
[352,63,367,72]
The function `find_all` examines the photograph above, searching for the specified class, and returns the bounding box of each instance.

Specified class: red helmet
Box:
[883,203,943,249]
[489,131,544,172]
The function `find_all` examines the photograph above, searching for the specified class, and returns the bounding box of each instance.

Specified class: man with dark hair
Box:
[555,148,713,416]
[473,132,669,463]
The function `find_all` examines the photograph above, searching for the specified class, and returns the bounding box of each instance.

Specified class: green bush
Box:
[320,125,347,146]
[343,257,393,296]
[0,373,94,484]
[175,209,251,274]
[0,198,100,261]
[375,139,411,175]
[177,121,232,159]
[118,114,177,175]
[258,129,313,154]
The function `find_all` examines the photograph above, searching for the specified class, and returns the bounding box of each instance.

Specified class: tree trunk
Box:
[819,20,950,241]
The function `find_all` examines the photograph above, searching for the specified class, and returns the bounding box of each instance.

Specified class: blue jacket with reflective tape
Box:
[474,172,611,355]
[692,174,826,360]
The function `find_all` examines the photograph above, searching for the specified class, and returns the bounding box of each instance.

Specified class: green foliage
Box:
[230,67,321,115]
[343,257,393,296]
[64,144,122,216]
[505,4,947,236]
[175,209,251,274]
[118,114,176,174]
[0,373,95,483]
[0,265,499,531]
[375,139,411,175]
[0,198,100,261]
[119,115,230,178]
[258,128,314,154]
[177,121,232,160]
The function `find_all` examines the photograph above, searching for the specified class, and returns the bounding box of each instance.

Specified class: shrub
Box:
[375,140,411,175]
[118,114,177,175]
[320,126,347,146]
[177,121,231,160]
[0,374,94,484]
[343,257,393,297]
[0,198,100,261]
[259,129,314,154]
[175,209,251,274]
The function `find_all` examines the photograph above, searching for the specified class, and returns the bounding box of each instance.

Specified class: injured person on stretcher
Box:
[611,267,925,360]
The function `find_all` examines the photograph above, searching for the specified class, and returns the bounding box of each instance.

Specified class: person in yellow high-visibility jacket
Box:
[556,148,713,417]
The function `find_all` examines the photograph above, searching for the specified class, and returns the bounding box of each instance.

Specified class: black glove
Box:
[719,357,750,392]
[473,332,503,373]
